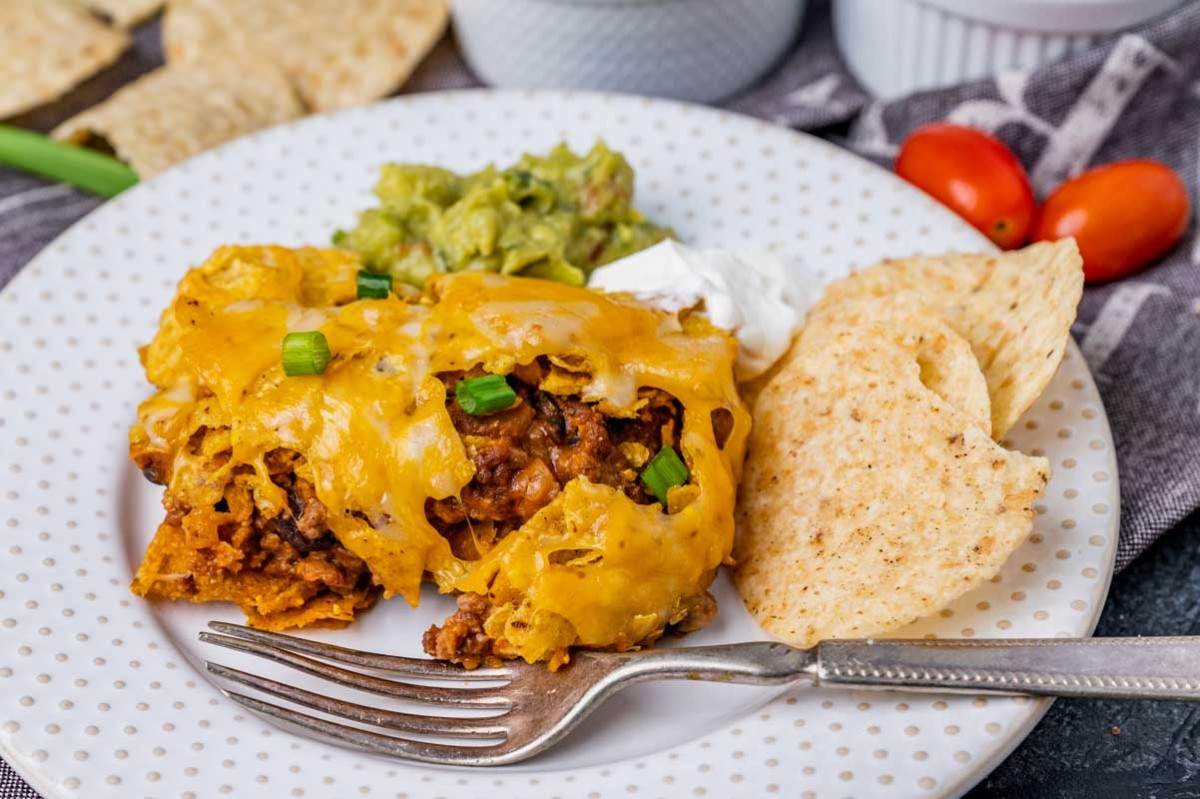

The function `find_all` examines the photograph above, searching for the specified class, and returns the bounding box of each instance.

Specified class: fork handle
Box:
[813,637,1200,701]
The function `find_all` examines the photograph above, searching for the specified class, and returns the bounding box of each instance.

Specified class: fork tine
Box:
[207,621,515,680]
[206,662,509,738]
[199,632,512,709]
[223,690,519,766]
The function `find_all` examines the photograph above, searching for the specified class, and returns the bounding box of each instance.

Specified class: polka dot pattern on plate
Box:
[0,90,1118,799]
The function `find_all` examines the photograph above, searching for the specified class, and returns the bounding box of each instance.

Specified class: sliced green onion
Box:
[640,446,689,505]
[0,125,138,198]
[281,331,331,377]
[455,374,516,415]
[356,269,392,300]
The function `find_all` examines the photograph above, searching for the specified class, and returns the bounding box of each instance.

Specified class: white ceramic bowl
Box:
[452,0,807,103]
[834,0,1186,99]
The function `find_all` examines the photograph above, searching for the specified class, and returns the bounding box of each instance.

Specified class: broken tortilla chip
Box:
[801,294,992,436]
[734,318,1049,648]
[132,519,377,631]
[163,0,449,112]
[52,55,302,177]
[83,0,164,27]
[812,239,1083,438]
[0,0,129,119]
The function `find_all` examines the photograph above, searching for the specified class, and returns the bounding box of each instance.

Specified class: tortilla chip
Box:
[52,55,302,177]
[734,318,1049,648]
[801,294,992,435]
[812,239,1084,439]
[132,519,377,631]
[952,240,1084,439]
[83,0,163,27]
[163,0,449,112]
[0,0,129,119]
[817,252,987,308]
[244,588,378,631]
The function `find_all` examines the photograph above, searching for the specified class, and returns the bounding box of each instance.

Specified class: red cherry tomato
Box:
[1033,160,1191,283]
[895,123,1036,249]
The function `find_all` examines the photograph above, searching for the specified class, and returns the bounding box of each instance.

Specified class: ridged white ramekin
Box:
[833,0,1186,99]
[452,0,807,104]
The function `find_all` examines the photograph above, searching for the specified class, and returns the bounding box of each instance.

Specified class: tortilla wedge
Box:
[733,318,1050,648]
[0,0,129,119]
[813,239,1084,438]
[800,294,992,435]
[52,55,302,177]
[163,0,449,112]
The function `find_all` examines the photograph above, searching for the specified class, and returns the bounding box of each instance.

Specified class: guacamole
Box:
[333,142,672,286]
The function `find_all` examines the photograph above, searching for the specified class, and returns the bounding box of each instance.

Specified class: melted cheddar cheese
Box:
[131,245,750,663]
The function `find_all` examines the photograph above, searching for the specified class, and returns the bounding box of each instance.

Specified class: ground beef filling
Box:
[426,362,682,559]
[244,448,372,598]
[423,362,689,666]
[422,592,496,666]
[139,442,372,608]
[265,449,338,554]
[139,370,698,654]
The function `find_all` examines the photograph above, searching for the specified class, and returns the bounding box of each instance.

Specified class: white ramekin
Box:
[833,0,1186,99]
[451,0,808,104]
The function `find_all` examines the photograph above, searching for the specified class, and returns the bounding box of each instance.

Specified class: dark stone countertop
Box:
[969,510,1200,799]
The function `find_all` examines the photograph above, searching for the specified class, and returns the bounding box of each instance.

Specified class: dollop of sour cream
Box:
[589,240,820,381]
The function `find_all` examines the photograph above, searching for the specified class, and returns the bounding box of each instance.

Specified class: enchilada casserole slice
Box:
[130,245,749,667]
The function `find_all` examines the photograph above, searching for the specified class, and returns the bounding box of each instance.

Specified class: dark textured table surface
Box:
[969,510,1200,798]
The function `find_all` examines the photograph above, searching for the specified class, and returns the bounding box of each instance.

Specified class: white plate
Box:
[0,90,1118,799]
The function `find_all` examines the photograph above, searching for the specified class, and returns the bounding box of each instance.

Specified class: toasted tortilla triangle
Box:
[813,239,1083,438]
[0,0,129,119]
[734,318,1049,648]
[163,0,449,112]
[801,294,992,436]
[53,55,302,177]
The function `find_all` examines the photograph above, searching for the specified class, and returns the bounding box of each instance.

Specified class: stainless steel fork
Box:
[201,622,1200,766]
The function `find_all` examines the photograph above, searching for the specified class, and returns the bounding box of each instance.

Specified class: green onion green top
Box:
[0,125,138,199]
[640,445,690,506]
[356,269,393,300]
[455,374,517,416]
[281,331,331,377]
